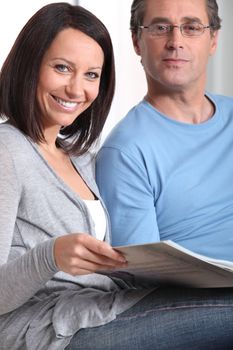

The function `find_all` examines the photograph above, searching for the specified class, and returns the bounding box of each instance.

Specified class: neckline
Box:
[30,142,97,202]
[142,92,219,130]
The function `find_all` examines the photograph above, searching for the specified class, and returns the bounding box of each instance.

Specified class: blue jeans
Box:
[66,287,233,350]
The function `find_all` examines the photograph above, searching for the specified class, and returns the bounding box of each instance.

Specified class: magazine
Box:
[101,240,233,288]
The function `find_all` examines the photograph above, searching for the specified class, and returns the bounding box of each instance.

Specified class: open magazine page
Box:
[99,240,233,288]
[166,241,233,270]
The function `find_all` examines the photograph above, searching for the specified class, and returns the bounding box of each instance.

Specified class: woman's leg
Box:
[66,286,233,350]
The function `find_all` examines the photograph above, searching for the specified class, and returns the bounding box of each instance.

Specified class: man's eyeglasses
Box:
[138,23,211,37]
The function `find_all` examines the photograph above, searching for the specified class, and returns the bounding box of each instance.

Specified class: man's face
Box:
[133,0,218,94]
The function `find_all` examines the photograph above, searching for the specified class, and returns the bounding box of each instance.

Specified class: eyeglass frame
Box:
[138,23,212,37]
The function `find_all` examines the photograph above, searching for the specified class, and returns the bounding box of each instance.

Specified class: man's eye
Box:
[183,24,201,32]
[155,24,168,32]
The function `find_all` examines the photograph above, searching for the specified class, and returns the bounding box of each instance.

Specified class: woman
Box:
[0,3,150,349]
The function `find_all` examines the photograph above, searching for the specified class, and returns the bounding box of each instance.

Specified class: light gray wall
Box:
[207,0,233,96]
[78,0,146,140]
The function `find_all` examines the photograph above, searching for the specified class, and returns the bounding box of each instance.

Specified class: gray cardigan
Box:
[0,124,149,350]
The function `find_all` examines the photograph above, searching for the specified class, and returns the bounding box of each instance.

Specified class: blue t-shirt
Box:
[96,93,233,261]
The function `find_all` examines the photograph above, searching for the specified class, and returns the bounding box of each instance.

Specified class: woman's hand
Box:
[54,233,127,276]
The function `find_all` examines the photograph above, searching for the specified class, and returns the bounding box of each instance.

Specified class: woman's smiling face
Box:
[37,27,104,132]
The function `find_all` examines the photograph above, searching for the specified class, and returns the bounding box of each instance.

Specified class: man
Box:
[96,0,233,262]
[96,1,233,347]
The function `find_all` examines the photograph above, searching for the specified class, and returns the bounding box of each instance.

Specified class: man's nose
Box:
[166,26,184,50]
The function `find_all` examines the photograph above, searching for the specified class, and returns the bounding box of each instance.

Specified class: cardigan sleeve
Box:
[0,142,58,315]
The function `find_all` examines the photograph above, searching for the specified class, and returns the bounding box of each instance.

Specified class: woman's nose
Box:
[65,76,84,98]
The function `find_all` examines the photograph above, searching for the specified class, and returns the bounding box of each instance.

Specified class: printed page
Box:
[102,241,233,288]
[163,241,233,270]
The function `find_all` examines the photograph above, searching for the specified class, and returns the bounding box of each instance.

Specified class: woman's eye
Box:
[86,72,99,80]
[55,64,70,73]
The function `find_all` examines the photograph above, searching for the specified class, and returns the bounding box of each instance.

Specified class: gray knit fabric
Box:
[0,123,149,350]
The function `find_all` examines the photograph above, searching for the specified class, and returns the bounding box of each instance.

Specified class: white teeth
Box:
[55,97,77,108]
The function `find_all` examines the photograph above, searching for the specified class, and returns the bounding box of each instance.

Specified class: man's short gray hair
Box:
[130,0,221,36]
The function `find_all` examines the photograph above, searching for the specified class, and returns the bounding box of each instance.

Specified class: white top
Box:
[84,199,106,241]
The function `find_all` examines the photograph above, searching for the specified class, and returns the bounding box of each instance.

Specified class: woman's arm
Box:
[0,143,126,315]
[0,144,58,315]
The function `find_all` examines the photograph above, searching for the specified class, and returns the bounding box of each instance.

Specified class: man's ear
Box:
[209,30,219,56]
[132,32,141,56]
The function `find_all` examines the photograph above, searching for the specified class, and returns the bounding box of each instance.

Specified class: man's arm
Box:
[96,146,160,246]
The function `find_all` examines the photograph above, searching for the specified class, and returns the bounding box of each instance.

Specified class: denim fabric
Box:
[66,287,233,350]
